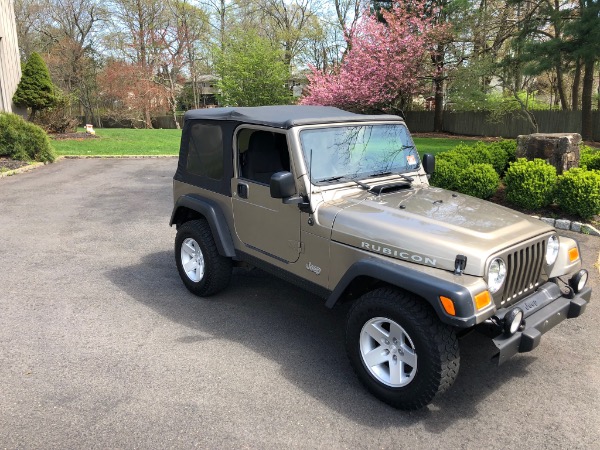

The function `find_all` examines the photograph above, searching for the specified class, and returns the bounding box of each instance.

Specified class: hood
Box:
[327,186,554,276]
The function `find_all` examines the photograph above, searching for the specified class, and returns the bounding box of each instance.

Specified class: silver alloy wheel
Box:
[359,317,417,387]
[180,237,205,282]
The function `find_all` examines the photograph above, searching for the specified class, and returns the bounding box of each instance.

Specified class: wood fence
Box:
[404,111,600,140]
[103,110,599,141]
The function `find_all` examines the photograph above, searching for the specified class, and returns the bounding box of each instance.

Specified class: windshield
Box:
[300,123,420,184]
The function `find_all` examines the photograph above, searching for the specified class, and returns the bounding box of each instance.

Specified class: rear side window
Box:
[187,123,223,180]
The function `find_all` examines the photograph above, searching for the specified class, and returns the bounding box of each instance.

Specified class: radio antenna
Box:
[308,148,314,214]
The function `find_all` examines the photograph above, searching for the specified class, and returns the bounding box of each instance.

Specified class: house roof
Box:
[183,105,402,129]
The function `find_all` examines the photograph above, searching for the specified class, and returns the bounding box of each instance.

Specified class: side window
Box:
[238,129,290,184]
[187,123,223,180]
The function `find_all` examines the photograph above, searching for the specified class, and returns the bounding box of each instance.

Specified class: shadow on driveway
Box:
[106,250,536,429]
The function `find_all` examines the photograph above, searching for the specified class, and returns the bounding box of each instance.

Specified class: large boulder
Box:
[516,133,581,174]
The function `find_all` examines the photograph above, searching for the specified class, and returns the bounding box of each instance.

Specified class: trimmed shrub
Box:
[430,158,463,190]
[436,141,509,176]
[504,158,557,209]
[0,112,56,162]
[556,168,600,220]
[580,145,600,171]
[484,140,515,174]
[456,163,499,199]
[496,139,517,166]
[470,142,507,175]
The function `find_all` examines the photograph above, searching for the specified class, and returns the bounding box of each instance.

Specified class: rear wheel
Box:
[175,219,232,296]
[346,288,459,410]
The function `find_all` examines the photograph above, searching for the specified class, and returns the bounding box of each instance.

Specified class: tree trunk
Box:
[220,0,226,50]
[555,62,568,110]
[144,107,152,129]
[572,58,581,110]
[581,59,594,140]
[171,97,180,130]
[433,77,444,132]
[432,45,445,132]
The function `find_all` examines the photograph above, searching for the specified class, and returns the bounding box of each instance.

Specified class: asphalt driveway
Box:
[1,158,599,449]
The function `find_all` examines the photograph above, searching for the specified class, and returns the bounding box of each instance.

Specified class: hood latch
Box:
[454,255,467,275]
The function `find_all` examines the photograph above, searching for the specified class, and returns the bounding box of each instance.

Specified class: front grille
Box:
[499,239,546,306]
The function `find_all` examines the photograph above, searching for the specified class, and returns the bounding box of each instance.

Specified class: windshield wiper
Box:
[317,175,346,183]
[369,170,414,183]
[317,175,371,191]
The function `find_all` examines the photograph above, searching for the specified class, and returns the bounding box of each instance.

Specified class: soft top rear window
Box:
[187,123,223,180]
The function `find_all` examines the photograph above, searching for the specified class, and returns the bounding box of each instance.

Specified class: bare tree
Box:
[333,0,361,54]
[110,0,168,127]
[168,0,210,109]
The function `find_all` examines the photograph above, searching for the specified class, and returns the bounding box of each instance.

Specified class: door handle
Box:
[237,183,248,199]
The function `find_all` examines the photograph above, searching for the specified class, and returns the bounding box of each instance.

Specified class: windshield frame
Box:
[297,121,421,186]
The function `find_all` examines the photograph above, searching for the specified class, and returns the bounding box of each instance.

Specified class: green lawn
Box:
[51,128,181,156]
[51,128,468,157]
[413,137,472,157]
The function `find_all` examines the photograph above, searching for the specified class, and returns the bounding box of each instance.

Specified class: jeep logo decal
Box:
[306,262,322,275]
[361,242,437,267]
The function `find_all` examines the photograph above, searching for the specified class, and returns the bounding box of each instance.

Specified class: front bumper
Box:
[489,282,591,365]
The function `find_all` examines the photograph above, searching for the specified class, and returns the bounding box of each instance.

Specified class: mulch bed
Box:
[413,132,600,148]
[51,132,100,140]
[0,158,30,172]
[412,132,502,141]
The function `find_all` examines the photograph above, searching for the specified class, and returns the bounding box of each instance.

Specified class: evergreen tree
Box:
[13,52,58,120]
[565,0,600,139]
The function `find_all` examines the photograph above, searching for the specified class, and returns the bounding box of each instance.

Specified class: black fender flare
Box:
[325,259,478,328]
[170,194,236,257]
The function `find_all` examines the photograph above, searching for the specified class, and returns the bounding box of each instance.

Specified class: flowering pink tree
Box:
[301,1,448,113]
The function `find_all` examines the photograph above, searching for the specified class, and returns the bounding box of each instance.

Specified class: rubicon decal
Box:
[361,241,437,266]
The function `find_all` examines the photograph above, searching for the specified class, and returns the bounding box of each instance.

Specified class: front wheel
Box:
[175,219,232,296]
[345,288,459,410]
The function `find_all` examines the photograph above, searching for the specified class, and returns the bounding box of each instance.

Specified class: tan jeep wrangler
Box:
[170,105,591,410]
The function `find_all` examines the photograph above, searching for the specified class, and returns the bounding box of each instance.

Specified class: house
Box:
[0,0,22,114]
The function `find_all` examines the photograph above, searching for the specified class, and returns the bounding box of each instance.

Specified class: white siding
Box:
[0,0,22,113]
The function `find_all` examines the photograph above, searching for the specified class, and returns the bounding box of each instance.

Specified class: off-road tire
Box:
[175,219,232,296]
[346,287,459,410]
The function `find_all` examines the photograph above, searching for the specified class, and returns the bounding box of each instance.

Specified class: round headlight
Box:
[487,258,507,293]
[546,235,559,265]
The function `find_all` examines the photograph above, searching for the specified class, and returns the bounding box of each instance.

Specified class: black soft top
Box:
[183,105,402,129]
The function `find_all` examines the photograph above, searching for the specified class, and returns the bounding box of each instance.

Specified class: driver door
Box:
[232,128,301,263]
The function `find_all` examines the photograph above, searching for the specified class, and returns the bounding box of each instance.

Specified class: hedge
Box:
[0,112,56,162]
[431,140,512,198]
[504,158,557,210]
[556,168,600,220]
[455,163,499,199]
[580,145,600,171]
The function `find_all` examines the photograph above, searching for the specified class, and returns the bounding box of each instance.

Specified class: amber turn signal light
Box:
[439,296,456,316]
[568,247,579,262]
[474,291,492,310]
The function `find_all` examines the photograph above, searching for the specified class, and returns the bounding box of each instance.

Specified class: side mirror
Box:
[270,171,296,198]
[422,153,435,175]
